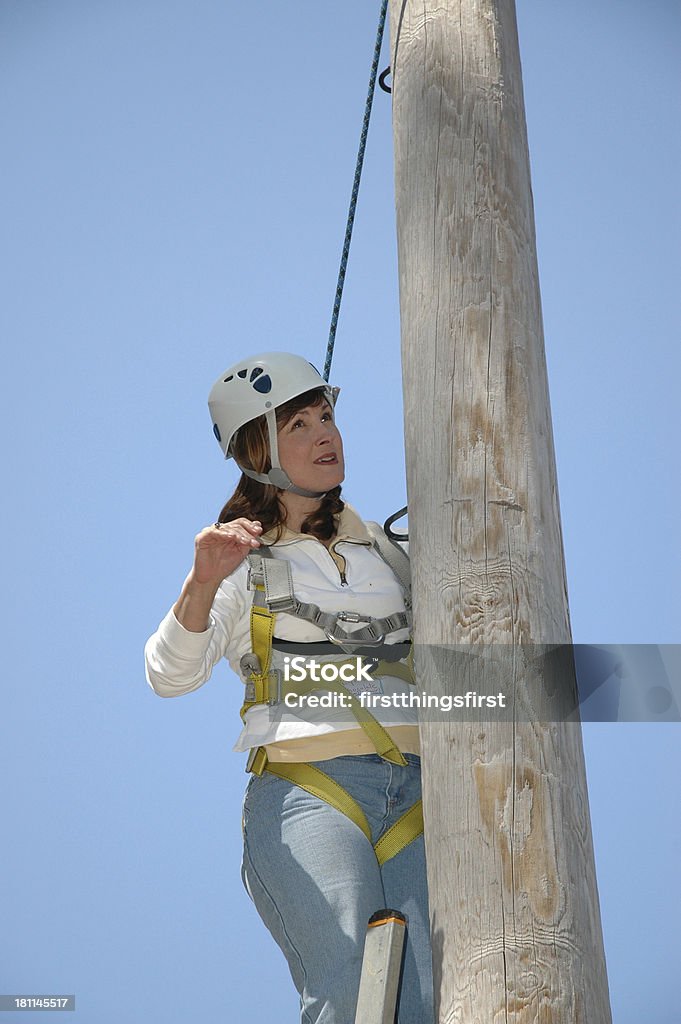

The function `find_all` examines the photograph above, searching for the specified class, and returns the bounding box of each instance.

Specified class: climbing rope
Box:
[323,0,389,382]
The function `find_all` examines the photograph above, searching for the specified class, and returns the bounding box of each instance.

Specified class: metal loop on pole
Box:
[378,65,392,93]
[384,506,408,541]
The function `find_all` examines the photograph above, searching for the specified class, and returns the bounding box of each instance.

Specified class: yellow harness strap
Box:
[250,600,274,674]
[263,761,372,842]
[373,798,424,866]
[239,597,279,718]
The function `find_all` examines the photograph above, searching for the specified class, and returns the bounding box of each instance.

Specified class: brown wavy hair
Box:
[216,387,344,542]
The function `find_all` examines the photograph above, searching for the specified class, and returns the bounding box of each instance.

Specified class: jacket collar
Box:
[260,502,371,547]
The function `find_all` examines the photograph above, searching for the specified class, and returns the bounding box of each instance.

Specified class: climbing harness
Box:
[324,0,389,382]
[241,527,423,866]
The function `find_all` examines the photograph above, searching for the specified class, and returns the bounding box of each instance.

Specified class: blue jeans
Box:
[241,753,434,1024]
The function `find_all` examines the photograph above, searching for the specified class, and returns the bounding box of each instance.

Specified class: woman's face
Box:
[277,399,345,492]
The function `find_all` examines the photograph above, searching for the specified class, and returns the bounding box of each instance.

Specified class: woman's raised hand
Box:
[190,518,263,585]
[173,518,263,632]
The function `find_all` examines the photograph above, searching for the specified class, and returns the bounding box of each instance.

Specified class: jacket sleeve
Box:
[144,563,251,698]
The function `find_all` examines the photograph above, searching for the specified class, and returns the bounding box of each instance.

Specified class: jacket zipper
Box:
[328,538,371,588]
[327,543,348,586]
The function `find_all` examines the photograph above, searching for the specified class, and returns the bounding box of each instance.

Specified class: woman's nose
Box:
[315,422,334,443]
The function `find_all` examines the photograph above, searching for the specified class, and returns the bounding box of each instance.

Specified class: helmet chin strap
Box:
[238,410,329,500]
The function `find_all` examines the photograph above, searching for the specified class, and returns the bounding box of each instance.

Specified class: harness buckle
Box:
[324,611,380,647]
[240,653,261,705]
[246,747,267,775]
[325,628,386,647]
[267,669,283,706]
[337,611,372,624]
[246,563,264,591]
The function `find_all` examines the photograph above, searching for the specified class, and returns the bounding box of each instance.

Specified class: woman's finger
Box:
[210,525,260,547]
[216,518,263,536]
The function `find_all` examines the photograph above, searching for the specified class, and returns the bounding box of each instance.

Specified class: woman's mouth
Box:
[313,453,338,465]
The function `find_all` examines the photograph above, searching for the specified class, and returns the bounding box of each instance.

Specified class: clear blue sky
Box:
[1,1,679,1021]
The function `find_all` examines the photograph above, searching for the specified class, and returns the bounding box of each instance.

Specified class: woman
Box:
[145,352,434,1024]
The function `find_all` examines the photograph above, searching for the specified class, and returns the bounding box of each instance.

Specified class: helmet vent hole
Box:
[213,423,222,443]
[250,367,263,382]
[223,375,233,383]
[252,374,272,394]
[237,369,248,379]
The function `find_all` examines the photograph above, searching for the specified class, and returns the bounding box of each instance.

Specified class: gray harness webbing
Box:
[247,528,411,648]
[365,522,411,609]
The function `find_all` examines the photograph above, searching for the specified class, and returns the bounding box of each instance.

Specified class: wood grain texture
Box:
[389,1,612,1020]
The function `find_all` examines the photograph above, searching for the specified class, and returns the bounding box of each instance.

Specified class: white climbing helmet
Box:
[208,351,340,497]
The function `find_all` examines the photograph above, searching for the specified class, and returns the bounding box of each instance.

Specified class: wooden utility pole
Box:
[389,2,612,1021]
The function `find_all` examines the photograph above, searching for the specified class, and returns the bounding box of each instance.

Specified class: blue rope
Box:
[323,0,389,382]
